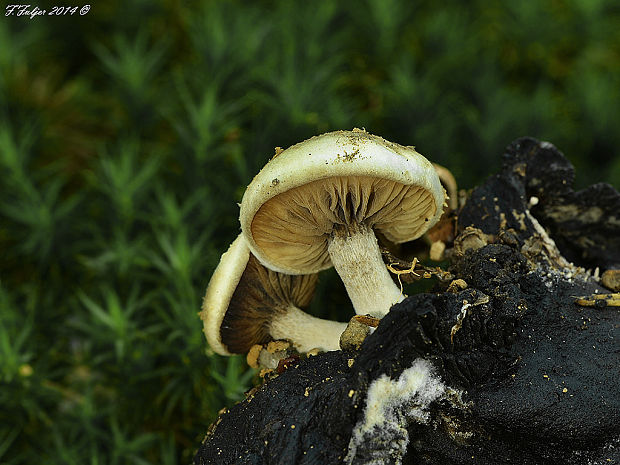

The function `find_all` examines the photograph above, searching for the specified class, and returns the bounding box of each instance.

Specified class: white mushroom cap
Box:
[240,129,445,275]
[200,234,346,355]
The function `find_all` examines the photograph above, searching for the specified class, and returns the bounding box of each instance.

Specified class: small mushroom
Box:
[432,163,458,212]
[200,234,346,355]
[240,129,445,317]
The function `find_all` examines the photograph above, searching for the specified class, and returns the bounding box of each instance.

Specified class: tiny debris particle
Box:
[340,316,372,350]
[247,344,263,368]
[291,425,295,429]
[543,374,549,379]
[267,340,290,353]
[353,314,380,327]
[601,269,620,291]
[574,293,620,307]
[306,348,320,357]
[447,279,468,293]
[347,358,355,368]
[563,388,568,393]
[348,389,355,398]
[514,163,527,177]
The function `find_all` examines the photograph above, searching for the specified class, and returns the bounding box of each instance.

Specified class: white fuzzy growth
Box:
[361,359,445,432]
[270,307,347,352]
[345,359,446,464]
[327,226,404,317]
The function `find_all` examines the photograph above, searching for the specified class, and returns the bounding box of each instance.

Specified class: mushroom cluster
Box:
[201,129,446,358]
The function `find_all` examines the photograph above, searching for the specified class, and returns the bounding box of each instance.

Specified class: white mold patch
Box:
[345,359,447,464]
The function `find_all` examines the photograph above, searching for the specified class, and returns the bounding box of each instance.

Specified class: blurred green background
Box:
[1,0,619,463]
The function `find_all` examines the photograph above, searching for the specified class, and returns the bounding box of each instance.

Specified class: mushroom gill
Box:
[250,175,437,273]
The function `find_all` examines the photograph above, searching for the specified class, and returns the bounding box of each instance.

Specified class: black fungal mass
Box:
[195,138,620,465]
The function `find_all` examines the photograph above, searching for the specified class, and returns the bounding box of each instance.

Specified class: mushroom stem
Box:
[270,307,347,352]
[327,223,404,317]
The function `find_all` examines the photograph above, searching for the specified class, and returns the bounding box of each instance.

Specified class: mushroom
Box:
[426,163,458,261]
[200,233,346,355]
[432,163,458,212]
[240,129,445,317]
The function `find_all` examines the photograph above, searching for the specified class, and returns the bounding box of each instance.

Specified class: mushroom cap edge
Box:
[201,233,249,355]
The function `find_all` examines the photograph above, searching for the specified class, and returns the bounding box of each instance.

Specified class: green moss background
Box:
[1,1,619,463]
